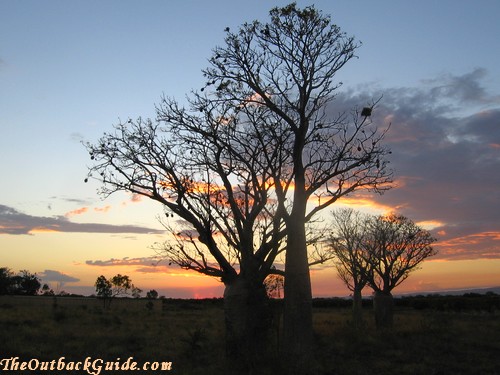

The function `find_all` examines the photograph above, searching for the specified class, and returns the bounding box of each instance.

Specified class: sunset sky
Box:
[1,1,499,298]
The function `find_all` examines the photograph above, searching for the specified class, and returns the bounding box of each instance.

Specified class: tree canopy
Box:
[364,213,437,294]
[0,268,41,296]
[329,211,437,328]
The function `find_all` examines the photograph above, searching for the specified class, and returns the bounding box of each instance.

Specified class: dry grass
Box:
[0,296,499,374]
[313,307,500,375]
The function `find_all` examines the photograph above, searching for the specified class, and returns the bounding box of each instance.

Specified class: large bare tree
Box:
[363,213,437,328]
[85,99,288,366]
[202,4,392,371]
[85,83,331,367]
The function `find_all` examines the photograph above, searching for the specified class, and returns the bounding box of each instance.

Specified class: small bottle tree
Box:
[363,214,437,328]
[328,208,372,326]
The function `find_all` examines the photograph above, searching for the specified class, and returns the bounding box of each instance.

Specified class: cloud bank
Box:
[39,269,80,285]
[333,69,500,260]
[0,204,164,235]
[2,69,498,262]
[85,256,171,274]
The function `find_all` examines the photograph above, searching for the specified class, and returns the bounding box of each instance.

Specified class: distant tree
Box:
[95,274,139,307]
[41,283,55,296]
[109,274,136,297]
[146,289,159,299]
[328,208,372,326]
[0,268,41,296]
[0,267,14,295]
[145,289,158,312]
[363,214,437,328]
[95,275,112,307]
[9,270,41,296]
[132,286,142,298]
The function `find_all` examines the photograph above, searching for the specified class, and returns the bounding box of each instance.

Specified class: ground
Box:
[0,295,498,374]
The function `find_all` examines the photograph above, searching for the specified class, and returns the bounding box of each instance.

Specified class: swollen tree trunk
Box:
[352,287,363,327]
[373,290,394,329]
[283,212,314,374]
[223,276,271,369]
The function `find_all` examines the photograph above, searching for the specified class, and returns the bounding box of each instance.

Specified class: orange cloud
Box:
[334,195,396,214]
[435,231,500,260]
[29,227,60,234]
[94,205,111,213]
[65,207,89,217]
[120,193,144,206]
[240,91,270,108]
[416,220,445,230]
[130,194,142,203]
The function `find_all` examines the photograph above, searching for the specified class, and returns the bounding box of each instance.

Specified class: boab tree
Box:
[328,208,372,326]
[86,101,288,364]
[203,3,392,370]
[363,213,437,328]
[85,97,331,365]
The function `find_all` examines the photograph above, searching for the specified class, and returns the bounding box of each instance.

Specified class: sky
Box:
[1,0,499,298]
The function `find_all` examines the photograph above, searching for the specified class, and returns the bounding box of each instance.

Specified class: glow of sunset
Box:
[2,1,500,298]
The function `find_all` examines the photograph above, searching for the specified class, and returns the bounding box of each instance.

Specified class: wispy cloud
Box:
[423,68,500,107]
[51,196,93,206]
[0,204,164,235]
[65,207,89,217]
[93,205,111,213]
[120,193,144,206]
[435,231,500,260]
[64,205,111,217]
[85,256,174,274]
[333,69,500,261]
[85,256,216,278]
[86,256,160,267]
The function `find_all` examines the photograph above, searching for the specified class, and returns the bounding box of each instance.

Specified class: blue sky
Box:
[1,1,500,297]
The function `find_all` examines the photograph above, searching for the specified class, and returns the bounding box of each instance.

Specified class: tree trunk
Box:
[223,276,271,369]
[283,216,314,374]
[352,287,363,327]
[373,290,394,329]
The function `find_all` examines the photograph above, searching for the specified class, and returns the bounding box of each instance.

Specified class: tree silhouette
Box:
[86,102,293,364]
[0,267,14,295]
[0,268,42,296]
[363,214,437,328]
[146,289,158,299]
[11,270,41,296]
[202,4,393,371]
[94,274,137,307]
[95,275,112,307]
[328,208,372,326]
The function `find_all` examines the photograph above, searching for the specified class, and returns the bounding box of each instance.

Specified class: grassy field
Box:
[0,295,498,374]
